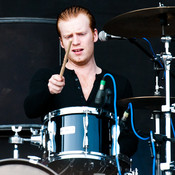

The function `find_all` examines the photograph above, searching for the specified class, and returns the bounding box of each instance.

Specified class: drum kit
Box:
[0,107,130,175]
[0,4,175,175]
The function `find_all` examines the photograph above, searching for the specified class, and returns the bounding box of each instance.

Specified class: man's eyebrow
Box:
[63,34,73,38]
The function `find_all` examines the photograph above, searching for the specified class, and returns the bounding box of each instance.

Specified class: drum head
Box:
[0,159,58,175]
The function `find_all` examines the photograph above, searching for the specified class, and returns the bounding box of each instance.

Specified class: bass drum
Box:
[0,158,58,175]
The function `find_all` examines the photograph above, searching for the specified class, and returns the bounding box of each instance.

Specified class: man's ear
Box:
[93,28,98,43]
[59,37,64,48]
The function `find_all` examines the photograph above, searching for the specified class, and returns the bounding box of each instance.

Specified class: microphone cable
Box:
[129,102,158,175]
[129,102,150,141]
[171,118,175,138]
[103,73,122,175]
[150,130,156,175]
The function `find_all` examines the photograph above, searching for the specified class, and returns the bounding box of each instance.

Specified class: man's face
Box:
[58,14,98,66]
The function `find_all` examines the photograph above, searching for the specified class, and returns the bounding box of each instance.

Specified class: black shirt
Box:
[24,67,132,118]
[24,66,138,157]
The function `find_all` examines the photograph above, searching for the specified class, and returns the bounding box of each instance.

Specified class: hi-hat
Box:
[104,6,175,38]
[118,96,175,110]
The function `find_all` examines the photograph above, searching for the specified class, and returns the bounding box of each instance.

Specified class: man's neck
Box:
[66,59,101,76]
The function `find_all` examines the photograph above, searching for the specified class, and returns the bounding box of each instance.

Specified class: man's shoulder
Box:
[102,69,129,81]
[31,66,61,80]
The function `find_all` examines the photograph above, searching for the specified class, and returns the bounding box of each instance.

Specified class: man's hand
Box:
[48,74,65,94]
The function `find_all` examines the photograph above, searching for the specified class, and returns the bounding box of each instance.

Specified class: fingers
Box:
[48,74,65,94]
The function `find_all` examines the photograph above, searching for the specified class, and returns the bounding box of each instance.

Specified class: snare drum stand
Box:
[9,126,23,159]
[157,36,175,175]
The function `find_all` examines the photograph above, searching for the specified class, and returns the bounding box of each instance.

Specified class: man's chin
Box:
[71,59,88,66]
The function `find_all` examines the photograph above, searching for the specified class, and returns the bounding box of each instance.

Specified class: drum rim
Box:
[51,150,106,159]
[49,152,130,164]
[0,158,58,175]
[48,151,117,167]
[43,106,114,122]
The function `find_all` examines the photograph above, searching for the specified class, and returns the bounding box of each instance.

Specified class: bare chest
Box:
[78,77,95,101]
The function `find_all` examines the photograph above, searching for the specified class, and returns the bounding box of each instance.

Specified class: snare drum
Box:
[0,158,58,175]
[43,106,130,174]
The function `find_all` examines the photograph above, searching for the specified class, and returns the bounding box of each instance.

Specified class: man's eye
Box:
[64,35,72,39]
[66,36,72,39]
[79,33,86,36]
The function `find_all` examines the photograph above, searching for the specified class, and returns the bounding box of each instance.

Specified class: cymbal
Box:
[0,124,42,138]
[118,96,175,110]
[104,6,175,38]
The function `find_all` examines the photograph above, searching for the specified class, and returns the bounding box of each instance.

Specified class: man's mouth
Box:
[73,49,83,53]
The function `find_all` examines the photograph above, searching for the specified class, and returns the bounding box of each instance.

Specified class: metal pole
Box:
[161,36,172,175]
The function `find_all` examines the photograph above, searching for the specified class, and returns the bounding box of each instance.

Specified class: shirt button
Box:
[75,78,78,81]
[78,86,81,89]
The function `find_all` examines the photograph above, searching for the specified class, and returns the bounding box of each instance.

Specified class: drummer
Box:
[24,5,138,158]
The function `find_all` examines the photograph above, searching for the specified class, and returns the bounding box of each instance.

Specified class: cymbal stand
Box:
[153,61,164,96]
[157,36,175,175]
[151,110,162,175]
[152,42,164,175]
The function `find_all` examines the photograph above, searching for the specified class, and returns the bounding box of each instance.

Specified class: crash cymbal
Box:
[118,96,175,110]
[0,124,42,138]
[104,6,175,38]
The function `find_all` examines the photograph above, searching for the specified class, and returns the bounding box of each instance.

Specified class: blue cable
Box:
[142,37,164,69]
[171,118,175,138]
[142,37,156,58]
[104,73,117,119]
[150,131,156,175]
[104,73,121,175]
[142,37,166,82]
[129,102,157,174]
[128,102,150,140]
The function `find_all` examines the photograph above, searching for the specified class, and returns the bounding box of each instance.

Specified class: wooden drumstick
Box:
[60,40,72,77]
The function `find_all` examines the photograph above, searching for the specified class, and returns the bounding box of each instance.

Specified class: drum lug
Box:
[83,110,89,152]
[47,117,56,153]
[111,117,120,156]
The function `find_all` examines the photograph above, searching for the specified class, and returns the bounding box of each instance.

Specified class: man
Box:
[24,6,138,174]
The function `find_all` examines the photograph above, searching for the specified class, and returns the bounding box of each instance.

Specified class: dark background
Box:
[0,0,175,174]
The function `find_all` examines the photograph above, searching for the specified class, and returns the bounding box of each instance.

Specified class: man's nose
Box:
[72,35,80,45]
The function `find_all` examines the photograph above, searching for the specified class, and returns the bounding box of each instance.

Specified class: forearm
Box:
[24,68,54,118]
